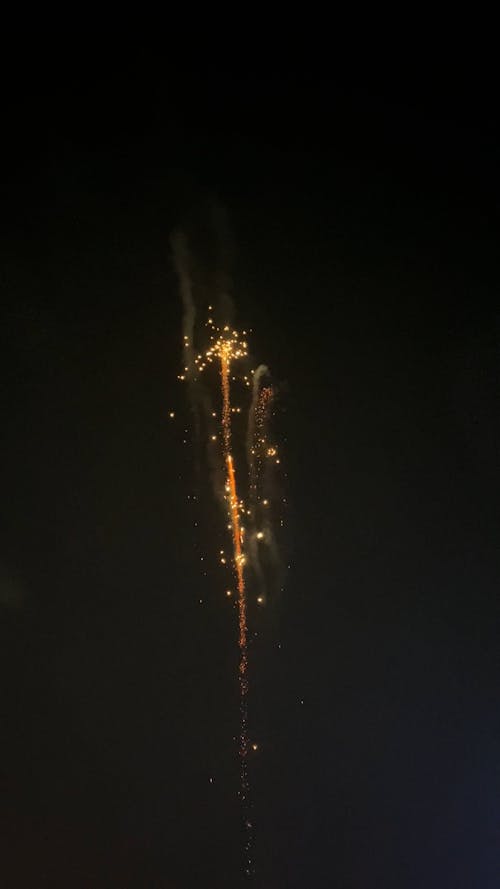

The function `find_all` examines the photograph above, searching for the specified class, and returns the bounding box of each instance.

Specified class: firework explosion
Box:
[172,232,284,878]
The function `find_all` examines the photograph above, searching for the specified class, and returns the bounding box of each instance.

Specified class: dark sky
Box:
[1,72,499,888]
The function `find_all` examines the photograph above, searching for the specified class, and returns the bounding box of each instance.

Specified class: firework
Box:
[172,234,284,878]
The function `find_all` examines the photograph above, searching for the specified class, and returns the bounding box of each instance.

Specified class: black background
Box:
[1,67,499,887]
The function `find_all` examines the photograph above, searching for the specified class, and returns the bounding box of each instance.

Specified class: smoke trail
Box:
[247,367,271,594]
[247,364,269,469]
[171,230,226,499]
[171,231,195,380]
[246,366,285,606]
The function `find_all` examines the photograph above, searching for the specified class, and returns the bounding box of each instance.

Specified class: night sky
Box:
[1,73,499,887]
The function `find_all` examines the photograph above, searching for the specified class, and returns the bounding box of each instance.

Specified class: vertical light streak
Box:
[220,351,251,869]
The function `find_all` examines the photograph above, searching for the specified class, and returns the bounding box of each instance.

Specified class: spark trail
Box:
[211,334,251,864]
